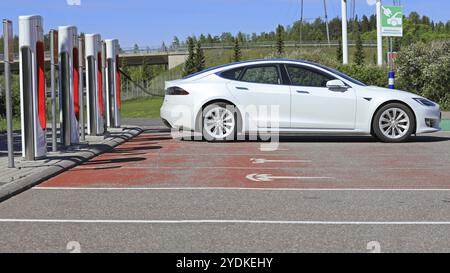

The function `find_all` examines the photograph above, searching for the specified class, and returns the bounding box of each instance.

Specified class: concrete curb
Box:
[0,127,143,202]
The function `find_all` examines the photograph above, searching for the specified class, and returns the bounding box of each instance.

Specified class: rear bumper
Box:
[160,101,195,131]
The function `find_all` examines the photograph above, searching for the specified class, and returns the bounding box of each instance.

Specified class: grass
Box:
[0,117,21,133]
[120,97,164,119]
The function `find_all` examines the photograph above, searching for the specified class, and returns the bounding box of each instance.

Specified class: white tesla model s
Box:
[160,59,441,142]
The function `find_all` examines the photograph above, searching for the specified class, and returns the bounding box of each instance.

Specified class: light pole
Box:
[341,0,348,64]
[376,0,383,66]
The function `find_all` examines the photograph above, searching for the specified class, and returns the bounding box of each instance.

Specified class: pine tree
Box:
[171,36,180,49]
[336,38,343,62]
[183,37,196,76]
[354,30,365,66]
[194,41,206,72]
[275,24,285,56]
[133,43,139,53]
[232,38,242,62]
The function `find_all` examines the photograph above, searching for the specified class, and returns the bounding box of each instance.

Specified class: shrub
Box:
[396,40,450,109]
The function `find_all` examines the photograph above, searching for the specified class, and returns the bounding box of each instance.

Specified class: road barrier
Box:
[19,15,46,160]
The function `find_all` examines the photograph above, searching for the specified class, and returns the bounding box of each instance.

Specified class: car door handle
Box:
[296,90,310,94]
[235,86,249,90]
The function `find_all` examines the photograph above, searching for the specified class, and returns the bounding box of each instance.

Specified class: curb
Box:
[0,127,143,203]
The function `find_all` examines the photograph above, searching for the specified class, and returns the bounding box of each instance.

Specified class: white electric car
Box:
[160,59,441,142]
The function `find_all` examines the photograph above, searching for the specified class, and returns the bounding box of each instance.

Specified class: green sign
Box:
[381,5,403,37]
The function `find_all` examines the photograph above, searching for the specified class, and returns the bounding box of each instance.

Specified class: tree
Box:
[361,15,370,33]
[354,30,365,65]
[336,38,343,62]
[183,37,196,76]
[194,41,206,72]
[161,42,168,52]
[133,43,139,53]
[171,36,180,49]
[142,59,153,85]
[233,38,242,62]
[275,24,285,56]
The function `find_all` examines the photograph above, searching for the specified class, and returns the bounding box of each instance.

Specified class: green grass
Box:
[121,97,164,119]
[0,117,21,133]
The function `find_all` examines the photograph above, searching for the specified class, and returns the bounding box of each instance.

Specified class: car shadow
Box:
[183,134,450,143]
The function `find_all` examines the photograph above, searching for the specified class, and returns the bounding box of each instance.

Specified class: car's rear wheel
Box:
[372,103,415,143]
[202,103,237,141]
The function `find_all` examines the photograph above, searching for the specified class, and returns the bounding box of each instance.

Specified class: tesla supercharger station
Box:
[19,15,46,160]
[58,26,80,147]
[85,34,105,135]
[105,39,121,128]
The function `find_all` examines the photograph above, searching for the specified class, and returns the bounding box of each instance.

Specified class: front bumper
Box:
[415,105,441,134]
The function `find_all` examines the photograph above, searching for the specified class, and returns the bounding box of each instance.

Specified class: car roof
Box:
[182,58,322,80]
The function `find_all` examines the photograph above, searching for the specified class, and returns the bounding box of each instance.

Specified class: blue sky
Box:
[1,0,449,48]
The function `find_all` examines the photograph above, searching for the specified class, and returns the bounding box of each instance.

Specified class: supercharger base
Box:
[105,39,121,128]
[85,34,105,136]
[19,15,47,160]
[58,25,80,147]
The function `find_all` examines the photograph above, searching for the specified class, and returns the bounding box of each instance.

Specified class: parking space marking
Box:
[1,218,450,225]
[250,158,311,164]
[246,173,334,182]
[33,187,450,191]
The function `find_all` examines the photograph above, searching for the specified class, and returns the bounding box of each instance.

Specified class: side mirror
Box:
[326,79,348,91]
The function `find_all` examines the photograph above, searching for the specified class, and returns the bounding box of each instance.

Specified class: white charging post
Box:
[85,34,105,135]
[58,26,80,147]
[105,39,121,128]
[19,15,46,160]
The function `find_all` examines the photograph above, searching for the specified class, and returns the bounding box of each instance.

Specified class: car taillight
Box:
[165,87,189,95]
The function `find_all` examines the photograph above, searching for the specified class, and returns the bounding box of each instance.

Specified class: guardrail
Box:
[120,40,378,54]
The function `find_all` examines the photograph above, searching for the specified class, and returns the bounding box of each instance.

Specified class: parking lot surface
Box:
[0,129,450,252]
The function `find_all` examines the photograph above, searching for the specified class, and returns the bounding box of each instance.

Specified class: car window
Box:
[219,68,243,80]
[286,65,334,87]
[240,65,281,85]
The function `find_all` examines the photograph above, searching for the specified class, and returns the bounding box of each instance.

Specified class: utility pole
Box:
[324,0,331,46]
[299,0,304,45]
[341,0,349,64]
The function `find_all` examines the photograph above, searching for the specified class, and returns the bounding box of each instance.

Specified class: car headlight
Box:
[413,98,436,107]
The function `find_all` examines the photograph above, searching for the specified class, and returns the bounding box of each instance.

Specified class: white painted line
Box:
[246,173,334,182]
[260,148,289,151]
[250,158,311,164]
[34,187,450,192]
[1,218,450,225]
[75,166,304,170]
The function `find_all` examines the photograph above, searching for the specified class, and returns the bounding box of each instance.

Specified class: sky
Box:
[1,0,449,49]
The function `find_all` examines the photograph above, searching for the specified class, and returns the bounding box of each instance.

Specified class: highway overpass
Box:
[0,51,188,73]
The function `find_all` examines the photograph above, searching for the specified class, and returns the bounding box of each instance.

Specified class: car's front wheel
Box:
[372,103,415,142]
[202,103,237,141]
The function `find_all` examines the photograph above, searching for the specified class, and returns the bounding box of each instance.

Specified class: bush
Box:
[0,75,21,118]
[336,64,387,87]
[396,40,450,109]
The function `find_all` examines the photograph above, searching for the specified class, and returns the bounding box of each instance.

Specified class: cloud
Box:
[66,0,81,6]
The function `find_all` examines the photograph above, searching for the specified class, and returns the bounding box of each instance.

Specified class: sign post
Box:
[3,19,14,168]
[381,5,403,89]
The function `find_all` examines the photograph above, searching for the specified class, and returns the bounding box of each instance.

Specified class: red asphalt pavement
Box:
[38,131,450,189]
